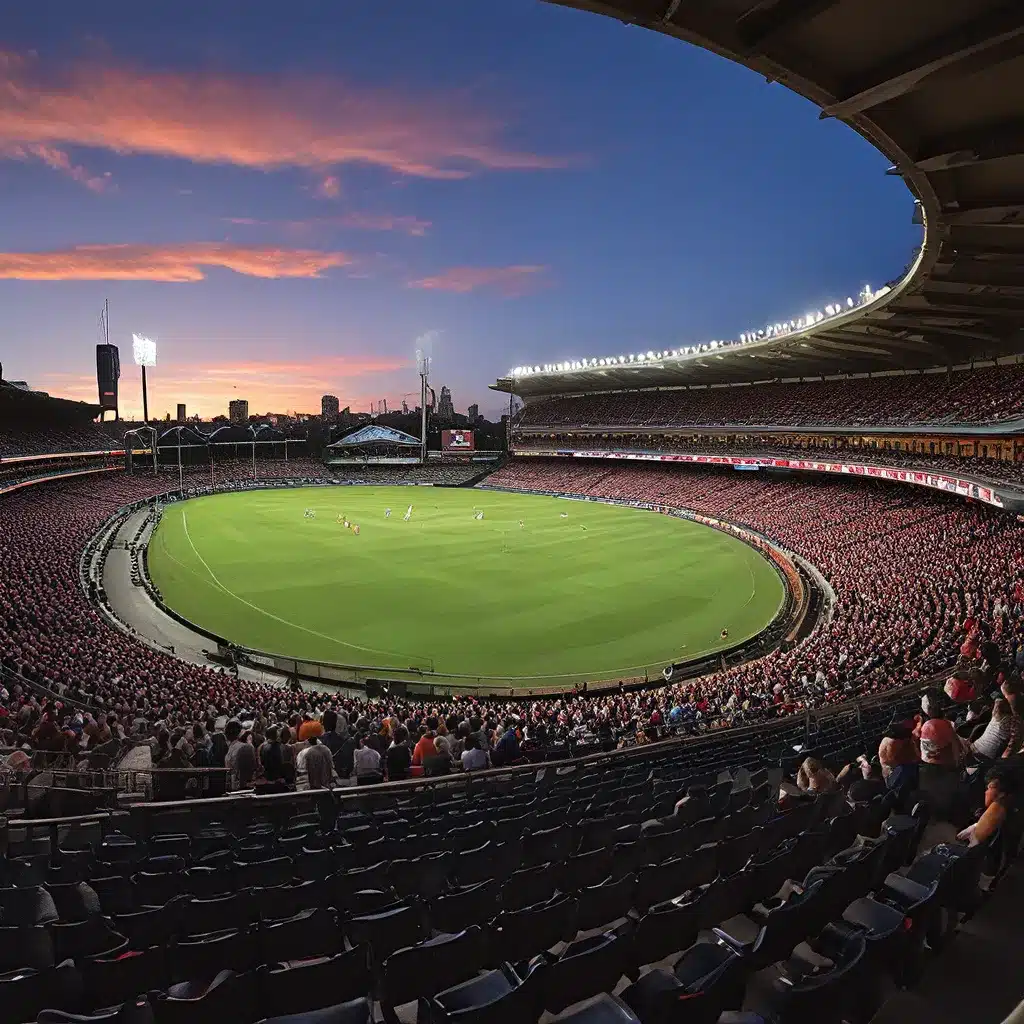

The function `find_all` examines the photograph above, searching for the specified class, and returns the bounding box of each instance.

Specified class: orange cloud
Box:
[36,355,408,419]
[0,50,570,182]
[407,264,547,296]
[0,242,353,282]
[224,212,431,236]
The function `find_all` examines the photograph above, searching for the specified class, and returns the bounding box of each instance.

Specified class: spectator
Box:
[970,699,1012,760]
[299,734,334,790]
[386,725,412,782]
[352,734,382,783]
[797,756,836,793]
[224,721,257,791]
[957,768,1015,847]
[461,734,489,772]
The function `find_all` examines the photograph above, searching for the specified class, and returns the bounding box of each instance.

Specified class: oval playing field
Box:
[147,487,785,686]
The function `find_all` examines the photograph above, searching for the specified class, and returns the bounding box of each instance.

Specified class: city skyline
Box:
[1,1,918,420]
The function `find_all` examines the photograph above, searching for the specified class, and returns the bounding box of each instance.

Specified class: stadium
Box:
[2,2,1024,1024]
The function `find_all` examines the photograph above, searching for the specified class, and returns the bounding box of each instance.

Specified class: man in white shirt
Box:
[352,737,382,781]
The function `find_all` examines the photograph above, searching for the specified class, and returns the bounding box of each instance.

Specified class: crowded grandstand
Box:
[3,0,1024,1021]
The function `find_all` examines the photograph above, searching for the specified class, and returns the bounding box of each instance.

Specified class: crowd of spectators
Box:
[513,433,1024,488]
[4,456,1024,796]
[518,363,1024,429]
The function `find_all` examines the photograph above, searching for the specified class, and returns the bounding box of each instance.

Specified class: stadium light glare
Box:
[132,334,157,367]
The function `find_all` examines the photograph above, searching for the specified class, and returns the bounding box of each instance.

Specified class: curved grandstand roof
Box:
[495,0,1024,398]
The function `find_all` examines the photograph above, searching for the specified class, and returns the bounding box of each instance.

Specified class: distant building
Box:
[176,403,186,422]
[229,399,249,424]
[322,394,340,422]
[436,386,454,420]
[468,403,480,423]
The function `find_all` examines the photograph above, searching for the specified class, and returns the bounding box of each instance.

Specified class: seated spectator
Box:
[796,756,836,793]
[423,736,454,777]
[879,724,919,798]
[970,699,1012,760]
[957,768,1015,847]
[491,720,522,767]
[845,756,887,803]
[461,734,489,772]
[352,734,382,783]
[412,727,438,767]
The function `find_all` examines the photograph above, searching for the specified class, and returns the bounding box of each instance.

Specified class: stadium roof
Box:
[495,0,1024,398]
[0,377,101,421]
[329,424,421,448]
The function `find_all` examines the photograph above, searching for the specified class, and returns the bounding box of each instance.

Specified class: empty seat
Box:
[257,947,371,1020]
[380,928,487,1022]
[424,962,541,1024]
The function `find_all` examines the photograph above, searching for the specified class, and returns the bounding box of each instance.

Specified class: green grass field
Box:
[147,486,784,686]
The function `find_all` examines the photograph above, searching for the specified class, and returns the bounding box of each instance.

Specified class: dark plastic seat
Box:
[256,947,371,1020]
[541,931,628,1014]
[0,925,56,970]
[346,903,425,967]
[259,907,340,963]
[53,918,127,963]
[256,998,371,1024]
[379,928,486,1024]
[88,876,136,917]
[0,886,59,927]
[154,968,254,1024]
[0,960,83,1023]
[548,992,641,1023]
[491,893,578,966]
[424,962,541,1024]
[576,873,635,934]
[169,927,258,984]
[388,853,449,900]
[631,897,701,972]
[430,880,500,935]
[38,996,156,1024]
[502,864,562,913]
[82,946,167,1009]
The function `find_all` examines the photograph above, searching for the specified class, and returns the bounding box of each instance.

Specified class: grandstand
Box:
[2,0,1024,1022]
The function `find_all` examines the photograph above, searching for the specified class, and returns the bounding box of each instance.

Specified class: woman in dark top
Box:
[386,725,412,781]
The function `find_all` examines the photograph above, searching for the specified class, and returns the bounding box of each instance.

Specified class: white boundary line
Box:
[177,508,421,663]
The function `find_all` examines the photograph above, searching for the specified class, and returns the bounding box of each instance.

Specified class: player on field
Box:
[519,519,525,529]
[304,509,316,519]
[385,508,391,519]
[560,512,568,519]
[474,509,484,520]
[404,505,413,521]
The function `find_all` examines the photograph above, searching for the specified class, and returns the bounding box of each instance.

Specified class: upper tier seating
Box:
[517,364,1024,429]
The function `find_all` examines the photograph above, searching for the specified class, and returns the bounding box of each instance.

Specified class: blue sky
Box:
[0,0,920,419]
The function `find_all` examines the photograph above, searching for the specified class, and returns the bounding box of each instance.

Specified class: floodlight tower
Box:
[417,348,430,465]
[132,334,157,423]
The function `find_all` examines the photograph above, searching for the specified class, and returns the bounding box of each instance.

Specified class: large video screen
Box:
[442,429,475,451]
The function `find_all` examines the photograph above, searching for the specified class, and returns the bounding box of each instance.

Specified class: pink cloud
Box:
[0,50,571,183]
[407,264,548,296]
[2,141,110,191]
[0,242,353,281]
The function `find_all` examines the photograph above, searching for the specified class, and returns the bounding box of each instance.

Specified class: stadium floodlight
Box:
[132,334,157,367]
[131,334,156,423]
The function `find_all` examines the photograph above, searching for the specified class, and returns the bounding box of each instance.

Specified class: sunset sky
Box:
[0,0,920,420]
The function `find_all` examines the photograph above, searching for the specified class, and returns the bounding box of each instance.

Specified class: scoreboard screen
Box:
[442,429,475,451]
